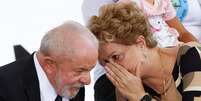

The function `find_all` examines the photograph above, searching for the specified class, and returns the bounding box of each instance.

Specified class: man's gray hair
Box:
[39,20,98,57]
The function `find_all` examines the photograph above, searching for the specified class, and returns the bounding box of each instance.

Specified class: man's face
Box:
[55,78,82,99]
[51,52,97,99]
[54,66,83,99]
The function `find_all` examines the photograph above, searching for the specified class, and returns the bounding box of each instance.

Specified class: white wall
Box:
[0,0,94,101]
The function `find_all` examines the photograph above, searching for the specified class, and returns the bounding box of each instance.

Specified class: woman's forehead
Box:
[99,43,127,58]
[99,44,114,58]
[99,43,119,52]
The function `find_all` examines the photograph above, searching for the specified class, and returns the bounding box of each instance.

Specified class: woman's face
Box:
[99,43,145,73]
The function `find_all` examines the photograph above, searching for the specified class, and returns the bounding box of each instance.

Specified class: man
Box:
[0,21,98,101]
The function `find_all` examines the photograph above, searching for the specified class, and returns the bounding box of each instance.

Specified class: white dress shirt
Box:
[34,53,69,101]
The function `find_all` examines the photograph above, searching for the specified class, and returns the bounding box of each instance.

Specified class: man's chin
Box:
[66,87,80,99]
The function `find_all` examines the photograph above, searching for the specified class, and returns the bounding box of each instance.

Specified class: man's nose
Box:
[80,72,91,85]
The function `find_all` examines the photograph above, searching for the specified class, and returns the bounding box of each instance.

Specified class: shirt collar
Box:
[34,53,57,101]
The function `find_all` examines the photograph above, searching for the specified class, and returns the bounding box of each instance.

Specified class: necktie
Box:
[55,95,62,101]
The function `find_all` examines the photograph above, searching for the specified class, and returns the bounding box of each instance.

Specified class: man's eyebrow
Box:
[78,68,88,71]
[79,65,95,71]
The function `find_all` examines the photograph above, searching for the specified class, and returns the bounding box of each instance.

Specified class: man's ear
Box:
[42,56,57,75]
[136,35,147,48]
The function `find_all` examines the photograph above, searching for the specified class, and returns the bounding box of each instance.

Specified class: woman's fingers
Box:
[105,66,124,88]
[104,60,145,101]
[105,60,141,87]
[105,63,125,82]
[108,59,132,77]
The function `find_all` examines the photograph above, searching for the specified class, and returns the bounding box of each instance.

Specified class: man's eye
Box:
[77,70,82,73]
[75,70,83,74]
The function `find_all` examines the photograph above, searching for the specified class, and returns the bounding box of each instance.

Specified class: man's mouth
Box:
[70,87,80,91]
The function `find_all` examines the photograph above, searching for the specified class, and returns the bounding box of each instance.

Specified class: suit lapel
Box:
[24,85,41,101]
[21,54,41,101]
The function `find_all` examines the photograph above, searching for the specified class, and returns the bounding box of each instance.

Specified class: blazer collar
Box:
[20,53,84,101]
[21,54,41,101]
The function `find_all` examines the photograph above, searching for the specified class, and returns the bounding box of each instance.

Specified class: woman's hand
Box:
[105,60,146,101]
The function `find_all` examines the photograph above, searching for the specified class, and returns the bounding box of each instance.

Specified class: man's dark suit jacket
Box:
[0,54,84,101]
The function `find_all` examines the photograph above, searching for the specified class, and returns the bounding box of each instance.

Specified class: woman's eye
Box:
[112,55,118,60]
[112,55,120,61]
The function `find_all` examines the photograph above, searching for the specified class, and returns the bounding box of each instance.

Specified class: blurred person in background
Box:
[172,0,201,42]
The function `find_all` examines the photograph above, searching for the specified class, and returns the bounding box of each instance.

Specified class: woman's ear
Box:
[136,35,147,48]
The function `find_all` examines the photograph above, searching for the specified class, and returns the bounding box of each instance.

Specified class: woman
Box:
[82,1,198,100]
[88,2,201,101]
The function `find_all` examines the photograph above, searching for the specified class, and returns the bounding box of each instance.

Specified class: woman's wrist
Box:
[128,92,148,101]
[139,93,152,101]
